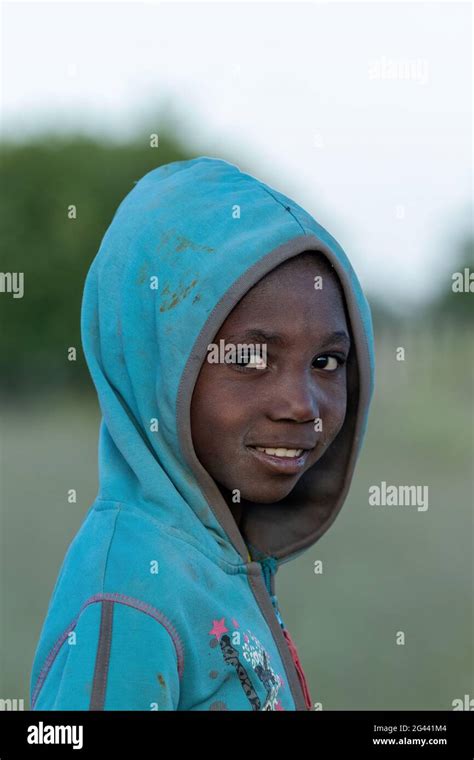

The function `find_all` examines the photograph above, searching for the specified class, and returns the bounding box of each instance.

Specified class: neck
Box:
[217,484,253,529]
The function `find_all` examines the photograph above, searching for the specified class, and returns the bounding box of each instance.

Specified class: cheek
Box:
[191,376,249,458]
[317,381,348,446]
[327,386,348,439]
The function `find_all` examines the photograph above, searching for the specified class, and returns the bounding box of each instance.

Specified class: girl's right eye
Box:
[234,350,267,371]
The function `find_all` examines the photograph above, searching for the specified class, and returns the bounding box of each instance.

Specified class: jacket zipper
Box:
[260,557,313,711]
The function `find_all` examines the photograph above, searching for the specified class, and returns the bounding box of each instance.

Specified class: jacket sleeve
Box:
[31,597,182,710]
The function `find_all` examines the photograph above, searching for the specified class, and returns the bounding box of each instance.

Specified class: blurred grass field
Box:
[1,323,472,710]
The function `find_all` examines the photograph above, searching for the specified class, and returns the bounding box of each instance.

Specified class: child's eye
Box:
[312,354,347,372]
[234,351,267,371]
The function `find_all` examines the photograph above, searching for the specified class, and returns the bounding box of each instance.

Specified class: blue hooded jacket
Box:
[30,156,375,711]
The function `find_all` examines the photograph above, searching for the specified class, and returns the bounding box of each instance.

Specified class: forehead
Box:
[260,251,336,281]
[219,253,347,333]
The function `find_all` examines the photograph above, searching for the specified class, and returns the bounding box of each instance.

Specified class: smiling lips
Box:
[255,446,304,458]
[246,444,314,474]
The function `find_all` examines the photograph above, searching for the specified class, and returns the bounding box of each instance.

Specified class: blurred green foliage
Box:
[0,133,189,394]
[426,235,474,323]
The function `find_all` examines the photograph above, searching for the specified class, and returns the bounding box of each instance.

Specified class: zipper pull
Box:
[260,557,285,626]
[260,556,278,593]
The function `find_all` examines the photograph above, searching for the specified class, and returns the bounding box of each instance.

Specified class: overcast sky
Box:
[1,1,472,311]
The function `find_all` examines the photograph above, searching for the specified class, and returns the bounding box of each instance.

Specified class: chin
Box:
[240,482,297,504]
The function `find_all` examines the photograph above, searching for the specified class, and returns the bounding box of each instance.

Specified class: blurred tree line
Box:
[0,132,190,395]
[0,131,472,396]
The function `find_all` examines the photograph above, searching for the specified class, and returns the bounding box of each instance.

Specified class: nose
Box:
[267,369,320,424]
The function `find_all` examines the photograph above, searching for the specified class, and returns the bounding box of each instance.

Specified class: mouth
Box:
[245,444,313,475]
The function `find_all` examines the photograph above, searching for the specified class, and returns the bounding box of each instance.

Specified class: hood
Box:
[81,155,375,570]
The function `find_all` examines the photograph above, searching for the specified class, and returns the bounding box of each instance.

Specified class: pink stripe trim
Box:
[31,592,185,709]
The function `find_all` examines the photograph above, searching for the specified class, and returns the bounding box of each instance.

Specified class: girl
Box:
[30,156,375,711]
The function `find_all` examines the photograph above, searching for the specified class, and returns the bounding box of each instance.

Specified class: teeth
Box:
[255,447,303,458]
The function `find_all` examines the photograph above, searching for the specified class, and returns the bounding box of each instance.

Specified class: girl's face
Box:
[190,254,351,506]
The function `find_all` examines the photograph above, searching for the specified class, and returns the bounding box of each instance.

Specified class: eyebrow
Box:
[226,329,351,350]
